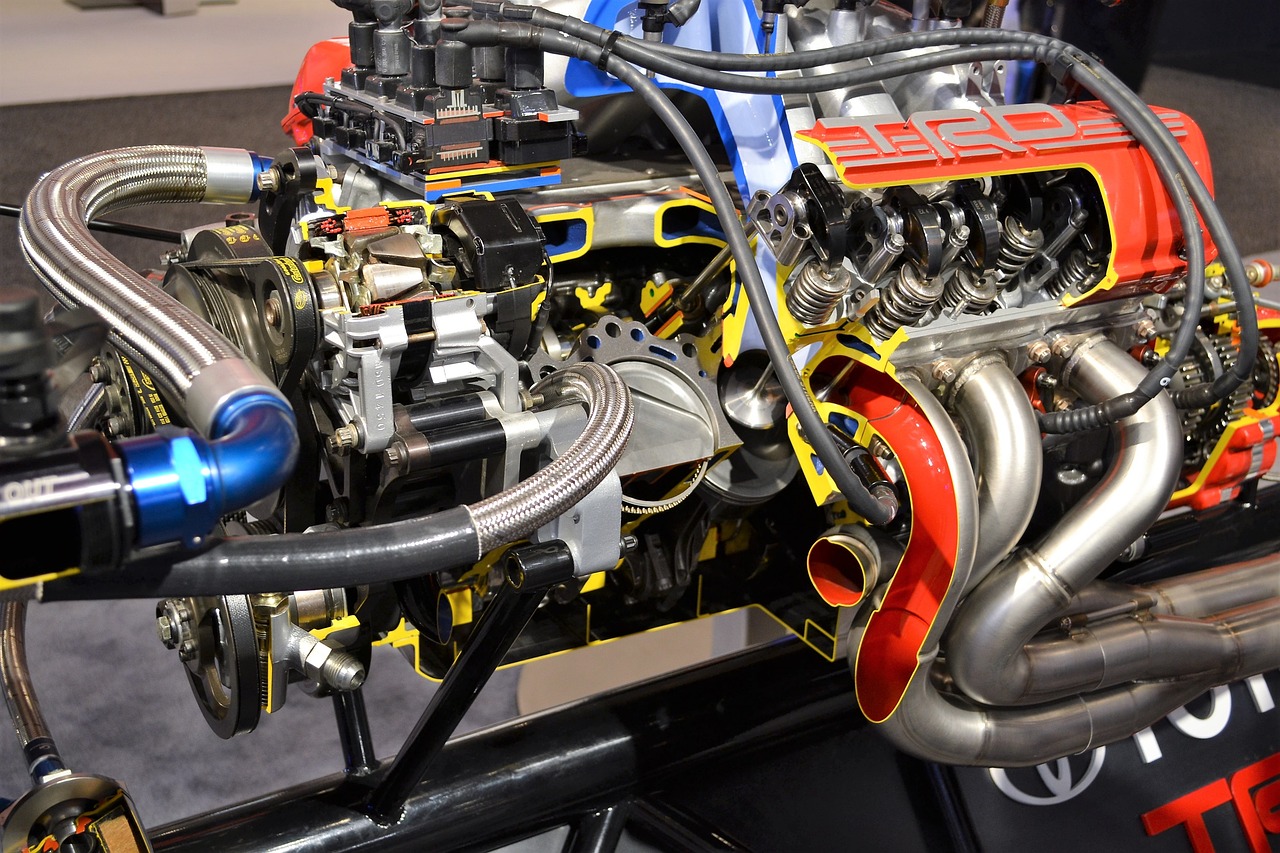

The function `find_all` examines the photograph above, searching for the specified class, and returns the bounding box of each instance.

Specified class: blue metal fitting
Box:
[120,429,221,549]
[209,391,298,512]
[247,152,273,201]
[201,148,275,204]
[121,391,298,549]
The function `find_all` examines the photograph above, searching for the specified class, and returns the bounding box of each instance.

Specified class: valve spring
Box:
[864,264,944,340]
[994,215,1044,283]
[787,262,852,327]
[940,268,997,317]
[1045,248,1104,299]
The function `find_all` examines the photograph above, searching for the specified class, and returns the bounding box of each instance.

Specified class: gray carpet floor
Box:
[1,65,1277,830]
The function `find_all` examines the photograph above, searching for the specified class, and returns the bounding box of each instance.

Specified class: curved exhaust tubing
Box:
[946,335,1182,706]
[949,354,1042,592]
[873,335,1280,766]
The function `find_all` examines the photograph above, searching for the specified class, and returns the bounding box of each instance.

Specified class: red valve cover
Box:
[798,102,1217,299]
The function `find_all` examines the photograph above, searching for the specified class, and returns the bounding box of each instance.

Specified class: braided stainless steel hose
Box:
[18,145,281,434]
[468,361,634,553]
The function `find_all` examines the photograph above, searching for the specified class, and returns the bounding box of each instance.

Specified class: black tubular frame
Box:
[363,542,573,822]
[149,638,861,853]
[138,486,1279,853]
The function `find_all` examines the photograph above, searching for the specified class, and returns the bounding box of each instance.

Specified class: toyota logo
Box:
[989,748,1107,806]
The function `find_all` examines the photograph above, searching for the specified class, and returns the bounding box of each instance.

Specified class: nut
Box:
[263,295,283,330]
[1026,341,1052,365]
[156,616,174,647]
[932,361,957,384]
[156,599,194,652]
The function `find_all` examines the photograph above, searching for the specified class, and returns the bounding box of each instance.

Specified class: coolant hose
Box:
[18,146,275,415]
[469,362,634,552]
[46,362,632,597]
[17,146,299,550]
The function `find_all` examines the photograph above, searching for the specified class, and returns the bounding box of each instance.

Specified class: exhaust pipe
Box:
[947,335,1182,706]
[873,336,1280,765]
[948,353,1042,591]
[1072,553,1280,619]
[807,524,901,609]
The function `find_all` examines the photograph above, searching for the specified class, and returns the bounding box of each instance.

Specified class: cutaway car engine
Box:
[2,0,1278,849]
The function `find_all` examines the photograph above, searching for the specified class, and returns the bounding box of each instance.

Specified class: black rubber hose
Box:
[1,203,181,244]
[603,54,898,523]
[459,19,1214,431]
[516,3,1061,70]
[599,28,1210,423]
[1072,60,1257,411]
[456,19,1048,94]
[1038,51,1253,428]
[638,26,1257,416]
[44,506,480,599]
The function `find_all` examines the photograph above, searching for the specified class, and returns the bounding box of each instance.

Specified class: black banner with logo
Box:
[949,671,1280,853]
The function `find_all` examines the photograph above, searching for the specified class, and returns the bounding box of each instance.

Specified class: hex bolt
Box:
[1027,341,1052,365]
[1054,397,1074,412]
[1135,318,1157,341]
[157,599,193,652]
[1052,338,1075,360]
[932,361,957,385]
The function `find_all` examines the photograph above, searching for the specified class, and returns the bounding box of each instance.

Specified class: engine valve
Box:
[994,215,1045,288]
[864,263,944,340]
[787,260,853,327]
[940,267,997,317]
